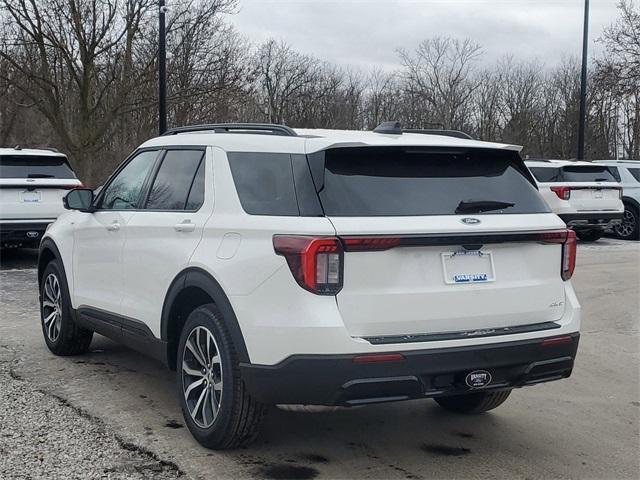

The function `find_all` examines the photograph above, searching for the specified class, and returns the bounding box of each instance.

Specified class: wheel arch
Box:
[38,238,66,290]
[161,267,250,370]
[622,196,639,211]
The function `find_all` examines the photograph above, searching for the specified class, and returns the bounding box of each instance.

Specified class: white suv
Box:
[598,160,640,240]
[38,123,581,449]
[525,160,624,242]
[0,147,82,248]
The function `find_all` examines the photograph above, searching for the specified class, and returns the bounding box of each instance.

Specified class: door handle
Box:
[106,222,120,232]
[174,220,195,233]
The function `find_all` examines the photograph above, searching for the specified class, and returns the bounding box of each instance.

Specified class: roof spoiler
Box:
[373,121,474,140]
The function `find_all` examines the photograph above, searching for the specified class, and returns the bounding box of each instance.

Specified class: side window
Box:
[100,150,158,210]
[146,149,204,210]
[227,152,299,216]
[185,160,205,210]
[628,168,640,183]
[608,166,621,182]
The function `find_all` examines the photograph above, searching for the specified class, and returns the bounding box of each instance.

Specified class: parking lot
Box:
[0,238,638,480]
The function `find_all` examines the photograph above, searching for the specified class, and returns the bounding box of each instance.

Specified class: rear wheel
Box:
[575,229,603,242]
[177,304,266,449]
[614,204,639,240]
[434,389,512,414]
[40,261,93,355]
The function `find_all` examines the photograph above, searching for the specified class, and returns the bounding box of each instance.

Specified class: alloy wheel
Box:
[181,326,223,428]
[615,209,637,239]
[42,273,62,342]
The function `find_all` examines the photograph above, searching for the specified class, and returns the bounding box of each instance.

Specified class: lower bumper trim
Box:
[240,333,580,406]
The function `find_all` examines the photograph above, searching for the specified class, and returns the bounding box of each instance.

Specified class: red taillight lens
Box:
[541,335,573,347]
[273,236,343,295]
[551,186,571,200]
[537,229,577,281]
[342,236,401,252]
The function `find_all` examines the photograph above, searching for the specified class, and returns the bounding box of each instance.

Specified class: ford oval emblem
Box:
[465,370,492,388]
[461,217,481,225]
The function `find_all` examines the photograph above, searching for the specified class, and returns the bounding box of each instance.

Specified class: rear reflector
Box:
[353,353,405,364]
[541,335,573,347]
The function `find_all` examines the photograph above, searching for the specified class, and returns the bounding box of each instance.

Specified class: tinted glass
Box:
[608,166,621,182]
[628,168,640,182]
[529,167,562,183]
[228,153,299,215]
[185,160,205,210]
[100,151,157,210]
[0,155,76,179]
[562,166,618,182]
[317,147,549,216]
[146,150,203,210]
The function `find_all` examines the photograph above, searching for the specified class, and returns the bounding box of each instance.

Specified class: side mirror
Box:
[64,188,94,212]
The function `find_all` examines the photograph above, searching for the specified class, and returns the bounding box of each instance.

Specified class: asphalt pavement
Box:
[0,239,638,480]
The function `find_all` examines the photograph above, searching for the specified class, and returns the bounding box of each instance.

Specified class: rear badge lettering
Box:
[465,370,492,388]
[454,273,488,283]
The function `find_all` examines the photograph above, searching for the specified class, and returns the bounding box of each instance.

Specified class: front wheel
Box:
[614,205,639,240]
[434,389,512,414]
[177,304,266,449]
[40,261,93,355]
[575,229,603,242]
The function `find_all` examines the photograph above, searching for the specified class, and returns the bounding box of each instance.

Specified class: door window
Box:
[145,150,204,210]
[100,151,158,210]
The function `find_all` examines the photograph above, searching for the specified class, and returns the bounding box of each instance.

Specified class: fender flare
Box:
[622,196,639,211]
[161,267,250,364]
[38,238,67,289]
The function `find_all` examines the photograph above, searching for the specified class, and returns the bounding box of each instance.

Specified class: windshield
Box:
[312,147,549,216]
[0,155,76,179]
[529,165,618,183]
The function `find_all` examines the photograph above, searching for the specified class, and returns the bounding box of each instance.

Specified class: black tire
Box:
[434,389,512,414]
[176,304,266,449]
[575,229,604,242]
[614,204,639,240]
[40,260,93,355]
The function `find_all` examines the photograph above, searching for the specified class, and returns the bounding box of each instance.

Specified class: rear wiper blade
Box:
[455,200,515,214]
[27,174,55,178]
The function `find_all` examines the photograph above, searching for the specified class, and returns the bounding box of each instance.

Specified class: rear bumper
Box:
[0,221,52,245]
[240,333,580,406]
[559,212,623,229]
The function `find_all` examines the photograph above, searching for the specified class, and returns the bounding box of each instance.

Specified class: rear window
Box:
[314,147,549,216]
[228,153,299,216]
[529,165,618,183]
[0,155,76,179]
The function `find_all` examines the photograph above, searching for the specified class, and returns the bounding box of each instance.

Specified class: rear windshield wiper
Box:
[27,174,55,178]
[455,200,515,214]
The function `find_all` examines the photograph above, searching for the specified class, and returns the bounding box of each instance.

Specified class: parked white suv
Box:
[1,147,82,248]
[526,160,624,242]
[597,160,640,240]
[39,123,581,449]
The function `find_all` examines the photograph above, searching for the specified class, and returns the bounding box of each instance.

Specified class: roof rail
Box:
[161,123,298,137]
[404,128,474,140]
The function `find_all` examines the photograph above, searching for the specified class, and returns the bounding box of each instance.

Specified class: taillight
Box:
[537,230,577,281]
[551,186,571,200]
[273,236,343,295]
[342,236,401,252]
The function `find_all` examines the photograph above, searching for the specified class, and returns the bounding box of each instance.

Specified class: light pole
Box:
[577,0,590,160]
[158,0,167,135]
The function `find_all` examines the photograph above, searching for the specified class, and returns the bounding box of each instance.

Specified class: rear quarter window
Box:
[227,152,299,216]
[0,155,76,179]
[627,168,640,183]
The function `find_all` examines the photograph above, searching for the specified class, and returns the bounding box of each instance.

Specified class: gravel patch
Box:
[0,346,183,480]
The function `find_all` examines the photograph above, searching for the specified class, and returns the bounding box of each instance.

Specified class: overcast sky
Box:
[230,0,621,69]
